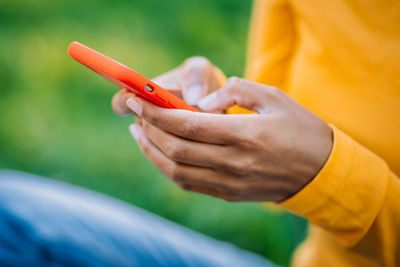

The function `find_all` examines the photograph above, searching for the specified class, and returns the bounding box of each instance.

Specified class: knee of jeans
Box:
[0,171,109,266]
[0,171,103,261]
[0,170,55,230]
[0,170,143,241]
[0,171,50,261]
[0,170,83,242]
[0,170,57,208]
[0,170,170,266]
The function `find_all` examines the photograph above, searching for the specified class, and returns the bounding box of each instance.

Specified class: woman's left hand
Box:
[126,77,333,202]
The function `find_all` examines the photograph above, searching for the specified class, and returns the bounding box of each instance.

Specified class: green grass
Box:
[0,0,307,265]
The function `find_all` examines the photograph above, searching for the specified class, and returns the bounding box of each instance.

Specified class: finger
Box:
[152,68,183,98]
[181,56,211,105]
[178,183,234,201]
[126,97,244,144]
[111,90,135,115]
[129,123,235,191]
[142,121,227,168]
[198,77,281,113]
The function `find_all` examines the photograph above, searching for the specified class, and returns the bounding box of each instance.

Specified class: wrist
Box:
[283,122,334,201]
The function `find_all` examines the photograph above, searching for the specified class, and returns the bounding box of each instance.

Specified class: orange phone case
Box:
[68,41,198,112]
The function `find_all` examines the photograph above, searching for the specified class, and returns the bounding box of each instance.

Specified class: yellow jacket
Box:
[235,0,400,266]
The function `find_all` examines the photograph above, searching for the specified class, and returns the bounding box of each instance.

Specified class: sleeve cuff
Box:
[279,125,389,247]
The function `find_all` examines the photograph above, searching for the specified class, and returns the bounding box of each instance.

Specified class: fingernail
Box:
[129,124,140,140]
[126,97,143,116]
[185,85,205,105]
[198,92,219,111]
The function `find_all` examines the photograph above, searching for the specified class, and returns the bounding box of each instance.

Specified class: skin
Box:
[112,56,223,115]
[111,57,333,202]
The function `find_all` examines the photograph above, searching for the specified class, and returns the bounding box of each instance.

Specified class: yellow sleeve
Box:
[280,125,400,266]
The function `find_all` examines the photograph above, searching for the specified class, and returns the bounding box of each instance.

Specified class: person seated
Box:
[1,0,399,266]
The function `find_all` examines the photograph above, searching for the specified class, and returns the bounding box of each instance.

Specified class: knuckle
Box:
[229,157,254,177]
[185,56,211,69]
[224,76,245,95]
[165,163,176,178]
[226,76,242,87]
[167,163,185,182]
[234,121,261,146]
[241,156,256,171]
[142,109,159,126]
[165,140,185,161]
[182,119,201,139]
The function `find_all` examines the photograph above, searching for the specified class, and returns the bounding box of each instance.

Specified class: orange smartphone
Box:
[68,41,198,112]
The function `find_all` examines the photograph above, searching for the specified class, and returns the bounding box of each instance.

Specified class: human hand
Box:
[111,56,225,115]
[126,77,333,202]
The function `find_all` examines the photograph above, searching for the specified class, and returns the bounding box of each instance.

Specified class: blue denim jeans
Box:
[0,170,275,267]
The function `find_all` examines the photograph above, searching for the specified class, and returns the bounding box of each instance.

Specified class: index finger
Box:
[126,96,245,144]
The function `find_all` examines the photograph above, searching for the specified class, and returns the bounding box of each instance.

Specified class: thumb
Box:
[198,77,279,113]
[181,57,211,105]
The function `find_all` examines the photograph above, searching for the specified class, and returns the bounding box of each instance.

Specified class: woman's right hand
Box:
[111,56,225,115]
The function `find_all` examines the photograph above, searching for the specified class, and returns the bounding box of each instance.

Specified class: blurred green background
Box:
[0,0,307,265]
